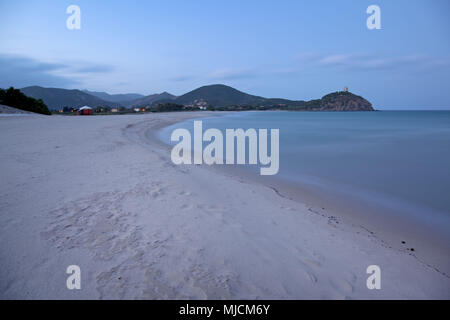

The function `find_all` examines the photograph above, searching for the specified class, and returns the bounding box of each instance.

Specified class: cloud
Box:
[168,68,257,82]
[0,54,78,88]
[167,68,258,84]
[314,53,450,71]
[169,53,450,85]
[294,52,323,63]
[75,64,115,73]
[0,54,115,89]
[207,68,257,80]
[317,53,399,70]
[203,53,450,82]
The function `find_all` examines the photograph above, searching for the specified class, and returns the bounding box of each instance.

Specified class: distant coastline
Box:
[3,84,374,113]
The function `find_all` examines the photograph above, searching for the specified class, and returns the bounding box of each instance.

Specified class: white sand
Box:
[0,104,36,115]
[0,112,448,299]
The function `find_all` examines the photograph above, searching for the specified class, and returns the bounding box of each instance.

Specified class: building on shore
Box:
[78,106,93,115]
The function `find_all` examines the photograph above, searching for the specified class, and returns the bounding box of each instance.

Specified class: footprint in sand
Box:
[329,278,355,296]
[305,271,318,283]
[328,271,357,298]
[304,258,322,267]
[149,186,166,198]
[180,203,194,210]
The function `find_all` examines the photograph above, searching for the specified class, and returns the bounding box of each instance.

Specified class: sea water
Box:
[158,111,450,234]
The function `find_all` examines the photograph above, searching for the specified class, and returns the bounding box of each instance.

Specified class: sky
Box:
[0,0,449,109]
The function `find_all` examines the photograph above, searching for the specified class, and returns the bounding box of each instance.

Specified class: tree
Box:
[0,87,51,115]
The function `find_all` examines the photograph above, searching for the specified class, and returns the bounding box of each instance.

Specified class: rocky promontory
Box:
[315,91,374,111]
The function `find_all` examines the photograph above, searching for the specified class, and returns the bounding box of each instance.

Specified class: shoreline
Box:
[1,111,449,299]
[149,111,450,277]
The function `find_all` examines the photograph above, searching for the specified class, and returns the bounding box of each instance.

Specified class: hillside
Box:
[21,86,121,110]
[125,92,176,107]
[173,84,308,107]
[82,90,145,103]
[174,84,267,107]
[316,91,373,111]
[172,84,373,111]
[18,84,373,111]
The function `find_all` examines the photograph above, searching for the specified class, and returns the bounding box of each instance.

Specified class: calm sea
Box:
[158,111,450,233]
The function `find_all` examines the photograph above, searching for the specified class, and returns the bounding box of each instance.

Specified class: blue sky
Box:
[0,0,449,109]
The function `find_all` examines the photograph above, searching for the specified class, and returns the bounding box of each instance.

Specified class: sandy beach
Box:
[0,112,449,299]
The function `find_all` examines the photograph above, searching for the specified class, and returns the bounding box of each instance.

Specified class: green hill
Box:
[173,84,300,107]
[16,84,374,111]
[126,92,176,107]
[316,91,373,111]
[174,84,267,106]
[82,90,145,103]
[21,86,121,110]
[172,84,373,110]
